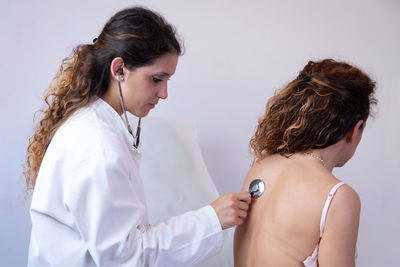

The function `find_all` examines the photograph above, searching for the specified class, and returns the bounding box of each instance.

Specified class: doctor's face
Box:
[122,52,178,117]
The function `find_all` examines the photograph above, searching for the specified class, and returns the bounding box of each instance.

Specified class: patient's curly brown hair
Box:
[250,59,376,161]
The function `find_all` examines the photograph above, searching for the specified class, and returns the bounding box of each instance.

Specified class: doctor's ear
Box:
[110,57,125,81]
[346,120,364,143]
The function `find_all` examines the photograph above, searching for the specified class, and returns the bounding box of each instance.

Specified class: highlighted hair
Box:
[250,59,376,161]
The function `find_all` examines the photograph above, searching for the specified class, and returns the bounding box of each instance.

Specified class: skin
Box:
[102,53,251,230]
[234,121,364,266]
[103,53,179,117]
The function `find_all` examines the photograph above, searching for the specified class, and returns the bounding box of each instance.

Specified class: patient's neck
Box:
[303,138,350,172]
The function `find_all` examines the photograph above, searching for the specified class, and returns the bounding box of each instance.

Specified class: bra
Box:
[303,182,345,267]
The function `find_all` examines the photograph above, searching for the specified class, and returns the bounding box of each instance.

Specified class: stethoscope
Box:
[249,179,265,198]
[117,69,141,149]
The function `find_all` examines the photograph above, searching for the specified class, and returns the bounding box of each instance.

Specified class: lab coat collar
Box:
[93,98,141,154]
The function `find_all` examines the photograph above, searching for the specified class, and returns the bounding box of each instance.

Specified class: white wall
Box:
[1,0,399,266]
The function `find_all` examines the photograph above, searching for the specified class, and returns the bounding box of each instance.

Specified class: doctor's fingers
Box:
[236,209,248,219]
[233,214,246,225]
[235,192,251,204]
[237,201,250,211]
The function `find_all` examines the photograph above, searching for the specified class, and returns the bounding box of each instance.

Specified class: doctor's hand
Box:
[210,192,251,230]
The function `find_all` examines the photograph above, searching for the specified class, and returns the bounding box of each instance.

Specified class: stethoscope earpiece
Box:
[249,179,265,198]
[117,68,124,81]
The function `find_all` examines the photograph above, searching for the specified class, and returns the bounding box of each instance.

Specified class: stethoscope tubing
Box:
[118,79,141,149]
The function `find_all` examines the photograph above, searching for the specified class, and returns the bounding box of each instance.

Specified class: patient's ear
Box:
[346,120,364,143]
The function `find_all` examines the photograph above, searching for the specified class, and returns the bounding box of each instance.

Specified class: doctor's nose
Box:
[157,85,168,99]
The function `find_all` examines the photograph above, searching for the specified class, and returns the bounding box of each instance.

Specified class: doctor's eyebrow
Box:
[155,72,172,77]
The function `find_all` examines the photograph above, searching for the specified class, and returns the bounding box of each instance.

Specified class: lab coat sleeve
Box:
[63,148,223,267]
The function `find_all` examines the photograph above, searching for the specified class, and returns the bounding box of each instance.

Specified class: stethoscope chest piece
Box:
[249,179,265,198]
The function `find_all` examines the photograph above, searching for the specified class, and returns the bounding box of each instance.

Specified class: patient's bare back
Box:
[234,154,359,267]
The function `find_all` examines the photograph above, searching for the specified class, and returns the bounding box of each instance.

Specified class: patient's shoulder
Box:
[329,183,361,217]
[245,154,337,184]
[318,183,360,265]
[241,155,279,190]
[245,154,283,176]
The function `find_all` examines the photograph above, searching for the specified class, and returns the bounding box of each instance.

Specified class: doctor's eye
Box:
[152,77,163,83]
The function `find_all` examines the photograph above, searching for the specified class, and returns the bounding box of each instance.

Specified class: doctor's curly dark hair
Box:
[250,59,377,161]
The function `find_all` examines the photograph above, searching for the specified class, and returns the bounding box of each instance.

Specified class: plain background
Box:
[1,0,399,266]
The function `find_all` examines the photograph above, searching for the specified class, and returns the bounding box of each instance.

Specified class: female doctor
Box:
[24,7,251,267]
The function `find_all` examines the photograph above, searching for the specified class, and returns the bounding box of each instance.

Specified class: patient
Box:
[234,59,376,267]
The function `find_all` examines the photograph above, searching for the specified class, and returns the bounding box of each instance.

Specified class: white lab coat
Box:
[28,98,223,267]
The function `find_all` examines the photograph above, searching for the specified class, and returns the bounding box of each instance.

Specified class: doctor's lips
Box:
[149,100,158,106]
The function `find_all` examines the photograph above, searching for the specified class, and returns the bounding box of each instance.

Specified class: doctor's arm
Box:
[64,148,248,266]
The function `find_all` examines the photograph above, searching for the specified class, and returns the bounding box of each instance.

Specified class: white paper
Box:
[129,116,234,267]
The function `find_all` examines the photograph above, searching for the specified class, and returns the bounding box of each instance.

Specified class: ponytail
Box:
[24,44,94,192]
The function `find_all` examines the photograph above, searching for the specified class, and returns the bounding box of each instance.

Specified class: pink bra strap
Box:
[319,182,346,237]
